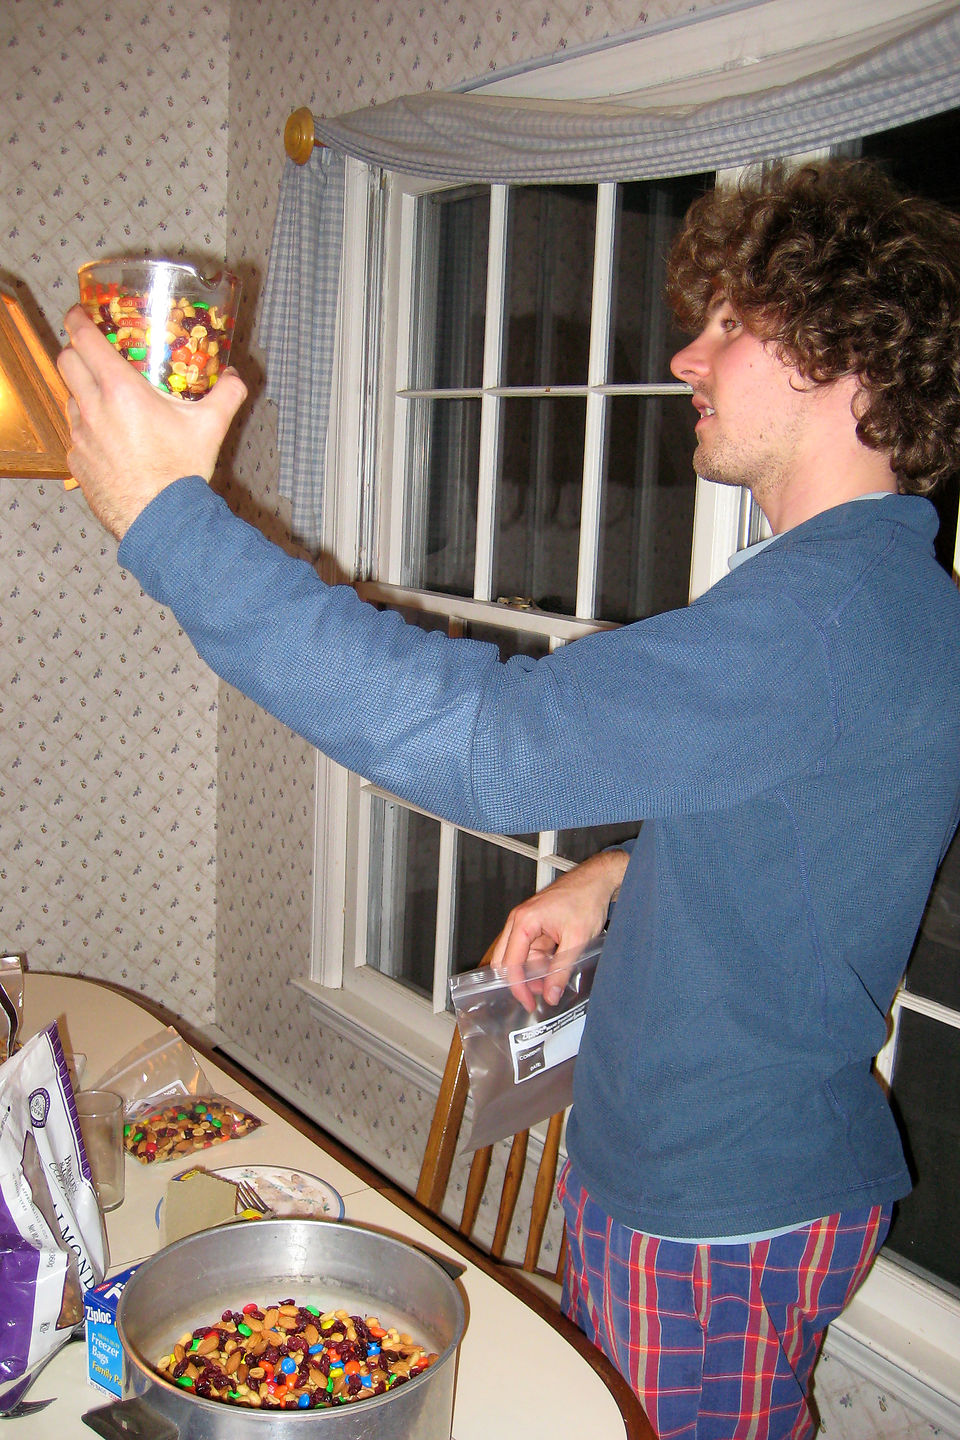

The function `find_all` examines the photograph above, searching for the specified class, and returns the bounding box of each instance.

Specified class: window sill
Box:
[291,975,450,1093]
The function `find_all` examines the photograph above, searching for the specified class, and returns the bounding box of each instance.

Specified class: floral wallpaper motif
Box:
[2,1,957,1433]
[814,1349,949,1439]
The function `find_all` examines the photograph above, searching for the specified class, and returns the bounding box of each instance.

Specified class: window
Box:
[313,162,731,1059]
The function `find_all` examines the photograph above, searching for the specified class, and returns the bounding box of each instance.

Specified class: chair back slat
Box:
[460,1143,493,1234]
[491,1130,529,1257]
[415,1026,470,1213]
[552,1225,567,1285]
[524,1109,564,1271]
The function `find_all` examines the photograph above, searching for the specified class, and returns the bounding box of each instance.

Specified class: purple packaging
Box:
[83,1263,140,1397]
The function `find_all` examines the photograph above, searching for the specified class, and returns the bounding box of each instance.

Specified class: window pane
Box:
[494,396,586,614]
[451,833,538,983]
[405,397,481,596]
[861,108,960,214]
[365,798,440,1001]
[905,828,960,1010]
[556,822,641,865]
[415,187,490,390]
[932,471,959,577]
[385,604,452,639]
[611,173,714,384]
[885,1008,960,1294]
[504,185,596,387]
[597,394,698,623]
[858,107,960,1301]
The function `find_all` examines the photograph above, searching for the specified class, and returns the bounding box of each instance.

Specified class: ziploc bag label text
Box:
[508,1000,588,1084]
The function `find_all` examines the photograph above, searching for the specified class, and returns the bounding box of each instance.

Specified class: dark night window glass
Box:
[610,173,713,385]
[885,1009,960,1295]
[504,185,596,388]
[598,394,698,624]
[494,397,586,615]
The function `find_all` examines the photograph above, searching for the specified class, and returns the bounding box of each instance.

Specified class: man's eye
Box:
[720,313,742,333]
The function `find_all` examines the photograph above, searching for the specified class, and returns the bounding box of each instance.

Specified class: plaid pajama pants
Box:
[558,1163,890,1440]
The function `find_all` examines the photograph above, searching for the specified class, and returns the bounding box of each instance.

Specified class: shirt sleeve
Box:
[118,476,838,833]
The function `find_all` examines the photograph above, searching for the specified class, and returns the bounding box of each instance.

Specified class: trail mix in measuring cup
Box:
[78,280,234,398]
[157,1301,438,1409]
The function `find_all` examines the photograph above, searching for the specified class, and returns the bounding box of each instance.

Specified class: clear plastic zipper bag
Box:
[448,939,602,1153]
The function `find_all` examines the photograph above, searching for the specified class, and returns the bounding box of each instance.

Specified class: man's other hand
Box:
[57,305,247,540]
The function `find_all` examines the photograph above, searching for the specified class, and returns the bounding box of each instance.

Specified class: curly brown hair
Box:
[666,159,960,495]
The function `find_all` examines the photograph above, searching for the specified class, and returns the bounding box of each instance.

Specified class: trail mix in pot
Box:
[156,1301,438,1409]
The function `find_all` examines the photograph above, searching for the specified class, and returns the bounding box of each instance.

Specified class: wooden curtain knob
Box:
[284,106,319,164]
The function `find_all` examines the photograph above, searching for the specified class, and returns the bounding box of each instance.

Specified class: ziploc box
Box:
[84,1263,140,1397]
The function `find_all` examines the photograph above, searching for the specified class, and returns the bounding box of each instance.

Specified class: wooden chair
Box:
[415,941,658,1440]
[415,939,567,1292]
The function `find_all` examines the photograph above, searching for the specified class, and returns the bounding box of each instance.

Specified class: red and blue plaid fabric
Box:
[558,1163,890,1440]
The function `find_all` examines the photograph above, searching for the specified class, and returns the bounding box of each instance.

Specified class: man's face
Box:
[669,297,828,518]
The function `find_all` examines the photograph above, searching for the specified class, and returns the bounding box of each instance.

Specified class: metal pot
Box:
[83,1218,466,1440]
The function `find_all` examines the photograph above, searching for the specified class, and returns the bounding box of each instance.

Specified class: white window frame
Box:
[299,157,736,1067]
[292,57,960,1429]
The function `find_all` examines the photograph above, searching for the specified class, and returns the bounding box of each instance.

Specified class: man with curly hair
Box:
[58,158,960,1439]
[488,160,960,1438]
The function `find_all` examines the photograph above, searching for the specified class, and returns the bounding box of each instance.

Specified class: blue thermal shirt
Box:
[119,479,960,1236]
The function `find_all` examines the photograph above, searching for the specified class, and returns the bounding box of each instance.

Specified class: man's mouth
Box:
[693,396,715,420]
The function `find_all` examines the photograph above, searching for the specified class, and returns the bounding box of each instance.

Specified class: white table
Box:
[17,973,650,1439]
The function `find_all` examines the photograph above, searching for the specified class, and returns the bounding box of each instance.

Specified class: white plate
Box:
[155,1163,345,1229]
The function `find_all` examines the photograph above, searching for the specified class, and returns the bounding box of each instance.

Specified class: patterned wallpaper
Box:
[1,0,231,1022]
[2,2,954,1432]
[0,0,727,1223]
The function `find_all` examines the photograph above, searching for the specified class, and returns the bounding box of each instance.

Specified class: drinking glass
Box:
[75,1088,125,1212]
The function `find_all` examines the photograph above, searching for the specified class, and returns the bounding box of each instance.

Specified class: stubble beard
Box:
[692,429,786,510]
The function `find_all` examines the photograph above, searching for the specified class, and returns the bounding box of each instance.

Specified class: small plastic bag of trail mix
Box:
[0,1021,107,1413]
[448,938,602,1153]
[91,1028,261,1163]
[121,1095,262,1164]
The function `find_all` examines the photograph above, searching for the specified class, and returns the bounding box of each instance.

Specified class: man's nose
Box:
[670,332,708,382]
